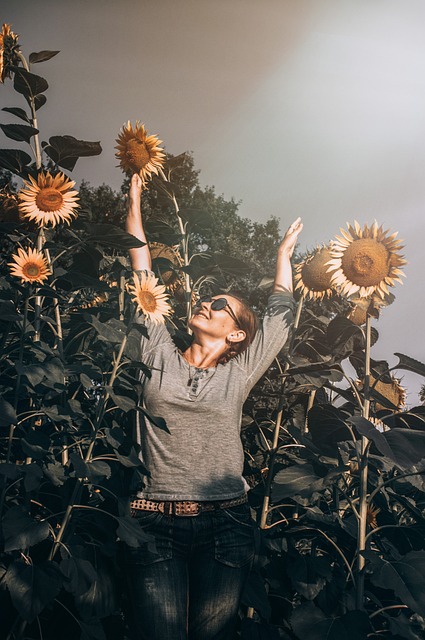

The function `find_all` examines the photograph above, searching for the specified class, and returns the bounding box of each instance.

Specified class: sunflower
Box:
[8,247,50,284]
[327,221,406,298]
[18,171,79,227]
[356,374,406,411]
[348,292,393,326]
[366,505,380,529]
[150,242,183,286]
[0,24,20,83]
[0,190,24,223]
[127,271,172,324]
[372,374,406,411]
[115,121,165,184]
[294,245,335,300]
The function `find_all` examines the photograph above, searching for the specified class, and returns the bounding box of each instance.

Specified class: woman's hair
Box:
[217,294,259,365]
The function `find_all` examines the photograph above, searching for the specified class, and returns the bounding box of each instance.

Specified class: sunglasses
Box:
[194,295,240,328]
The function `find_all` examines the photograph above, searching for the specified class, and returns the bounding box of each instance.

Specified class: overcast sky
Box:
[3,0,425,404]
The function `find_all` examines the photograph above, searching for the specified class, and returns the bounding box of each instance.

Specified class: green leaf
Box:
[288,555,329,600]
[79,621,107,640]
[0,397,17,426]
[241,572,272,621]
[327,316,365,357]
[84,313,126,344]
[70,452,89,479]
[34,94,47,111]
[385,613,423,640]
[43,461,66,486]
[145,217,182,245]
[180,208,214,230]
[21,431,52,460]
[273,463,346,505]
[75,557,116,621]
[4,560,63,622]
[85,223,145,249]
[17,358,65,389]
[87,460,112,482]
[61,557,97,596]
[116,515,155,548]
[2,106,30,122]
[290,602,372,640]
[272,464,319,501]
[106,388,136,413]
[384,406,425,431]
[12,66,48,99]
[43,135,102,171]
[0,463,21,480]
[29,50,60,64]
[382,429,425,469]
[0,300,22,322]
[2,506,50,551]
[211,252,251,276]
[349,416,396,461]
[0,148,32,175]
[307,404,353,450]
[0,123,39,142]
[365,550,425,616]
[139,407,170,433]
[394,352,425,378]
[240,618,281,639]
[23,463,44,492]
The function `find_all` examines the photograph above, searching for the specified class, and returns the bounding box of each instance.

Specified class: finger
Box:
[288,218,302,233]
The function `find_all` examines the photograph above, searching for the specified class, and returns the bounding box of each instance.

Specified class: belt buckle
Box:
[174,501,201,517]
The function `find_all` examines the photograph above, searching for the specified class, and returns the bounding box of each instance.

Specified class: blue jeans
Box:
[126,503,255,640]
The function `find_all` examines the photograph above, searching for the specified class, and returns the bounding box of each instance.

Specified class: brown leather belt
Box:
[130,494,248,517]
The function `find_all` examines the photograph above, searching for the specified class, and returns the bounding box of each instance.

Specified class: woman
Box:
[125,174,302,640]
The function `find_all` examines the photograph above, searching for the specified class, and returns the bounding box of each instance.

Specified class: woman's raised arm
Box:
[273,217,303,293]
[125,174,152,271]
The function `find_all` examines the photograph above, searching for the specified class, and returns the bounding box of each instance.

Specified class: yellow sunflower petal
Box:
[8,246,50,284]
[327,222,406,299]
[129,271,172,324]
[18,170,79,228]
[115,121,165,184]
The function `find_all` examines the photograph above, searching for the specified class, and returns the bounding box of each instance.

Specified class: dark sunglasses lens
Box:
[211,298,227,311]
[195,295,212,307]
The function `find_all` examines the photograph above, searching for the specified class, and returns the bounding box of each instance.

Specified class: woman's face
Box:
[189,294,243,341]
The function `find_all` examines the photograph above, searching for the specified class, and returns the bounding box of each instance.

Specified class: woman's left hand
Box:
[278,217,303,258]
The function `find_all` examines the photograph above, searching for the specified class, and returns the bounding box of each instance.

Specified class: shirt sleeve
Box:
[236,290,297,390]
[132,270,174,359]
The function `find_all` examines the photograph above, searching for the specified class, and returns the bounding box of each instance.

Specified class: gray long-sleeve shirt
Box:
[135,291,296,501]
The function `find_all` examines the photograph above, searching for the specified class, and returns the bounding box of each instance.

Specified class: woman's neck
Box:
[182,341,226,369]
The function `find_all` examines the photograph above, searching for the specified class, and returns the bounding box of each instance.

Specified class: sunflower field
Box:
[1,24,425,640]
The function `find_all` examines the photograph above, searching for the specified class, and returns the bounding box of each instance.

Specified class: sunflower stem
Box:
[246,298,303,620]
[158,168,192,325]
[33,229,45,342]
[43,245,63,356]
[356,311,372,610]
[255,297,303,534]
[47,330,128,562]
[16,51,42,170]
[0,297,29,518]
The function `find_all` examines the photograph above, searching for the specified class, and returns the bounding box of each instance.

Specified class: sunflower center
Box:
[23,263,41,278]
[36,187,64,212]
[126,139,151,170]
[341,238,389,286]
[302,250,333,291]
[138,290,157,312]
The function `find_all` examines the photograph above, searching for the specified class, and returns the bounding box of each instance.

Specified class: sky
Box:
[2,0,425,405]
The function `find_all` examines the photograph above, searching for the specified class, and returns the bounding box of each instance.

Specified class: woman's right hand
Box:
[128,174,143,209]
